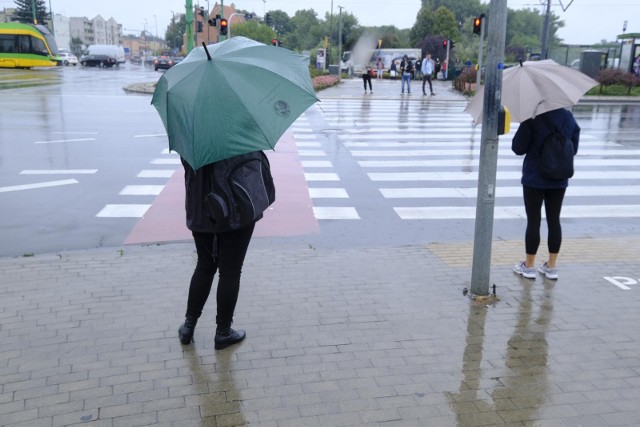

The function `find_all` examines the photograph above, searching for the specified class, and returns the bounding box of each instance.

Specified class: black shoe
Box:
[178,316,197,345]
[215,328,246,350]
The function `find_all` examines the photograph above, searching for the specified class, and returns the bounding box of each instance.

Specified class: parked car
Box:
[154,55,177,71]
[59,52,78,66]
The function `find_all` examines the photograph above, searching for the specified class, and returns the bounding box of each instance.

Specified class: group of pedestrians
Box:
[361,52,441,96]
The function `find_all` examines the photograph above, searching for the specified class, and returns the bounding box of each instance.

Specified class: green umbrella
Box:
[151,37,318,170]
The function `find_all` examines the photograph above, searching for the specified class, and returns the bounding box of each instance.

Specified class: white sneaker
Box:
[513,261,536,279]
[538,262,558,280]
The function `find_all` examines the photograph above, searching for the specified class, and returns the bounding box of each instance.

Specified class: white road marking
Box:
[298,150,327,157]
[137,170,176,178]
[119,185,165,196]
[395,205,640,220]
[304,173,340,181]
[381,186,640,199]
[369,171,640,181]
[151,158,181,165]
[34,138,96,144]
[309,188,349,198]
[134,134,167,138]
[313,207,360,219]
[301,160,333,167]
[0,179,78,193]
[20,169,98,174]
[96,204,152,218]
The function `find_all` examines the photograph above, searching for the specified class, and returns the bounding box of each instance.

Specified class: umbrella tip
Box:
[202,42,212,61]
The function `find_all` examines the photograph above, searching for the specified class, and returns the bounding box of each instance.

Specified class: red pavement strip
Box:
[124,131,320,245]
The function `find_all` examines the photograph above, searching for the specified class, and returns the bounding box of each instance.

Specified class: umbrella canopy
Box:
[152,36,318,170]
[464,59,598,124]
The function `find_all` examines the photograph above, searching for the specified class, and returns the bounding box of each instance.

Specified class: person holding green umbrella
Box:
[156,38,318,349]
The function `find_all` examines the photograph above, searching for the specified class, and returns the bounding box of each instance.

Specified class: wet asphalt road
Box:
[1,64,640,257]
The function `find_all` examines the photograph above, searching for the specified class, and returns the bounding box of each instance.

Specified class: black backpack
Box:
[536,115,575,180]
[205,151,276,232]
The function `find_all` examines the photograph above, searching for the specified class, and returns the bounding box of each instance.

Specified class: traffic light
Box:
[272,38,278,46]
[219,18,228,35]
[198,7,205,17]
[450,40,456,49]
[442,39,448,48]
[208,18,216,26]
[473,17,482,35]
[196,21,203,32]
[265,13,272,26]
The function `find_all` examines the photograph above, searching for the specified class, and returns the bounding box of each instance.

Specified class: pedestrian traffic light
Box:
[219,18,228,35]
[473,17,482,35]
[442,39,448,48]
[272,38,278,46]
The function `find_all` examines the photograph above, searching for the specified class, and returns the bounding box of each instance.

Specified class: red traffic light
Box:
[442,39,448,47]
[473,17,482,35]
[219,18,228,35]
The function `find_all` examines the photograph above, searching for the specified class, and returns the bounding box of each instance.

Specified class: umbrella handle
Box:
[202,42,212,61]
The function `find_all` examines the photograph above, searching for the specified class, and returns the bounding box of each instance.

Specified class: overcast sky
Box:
[4,0,638,45]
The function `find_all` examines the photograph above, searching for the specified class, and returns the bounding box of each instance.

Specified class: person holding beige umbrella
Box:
[464,59,598,280]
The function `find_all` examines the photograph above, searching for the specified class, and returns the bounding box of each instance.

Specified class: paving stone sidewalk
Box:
[1,235,640,427]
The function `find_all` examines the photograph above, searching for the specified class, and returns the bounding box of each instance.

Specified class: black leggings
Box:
[362,73,372,90]
[186,224,255,329]
[523,186,566,255]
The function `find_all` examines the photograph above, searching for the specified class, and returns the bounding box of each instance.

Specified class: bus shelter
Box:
[617,33,640,76]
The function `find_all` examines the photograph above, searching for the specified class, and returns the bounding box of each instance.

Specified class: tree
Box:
[287,9,323,50]
[13,0,49,26]
[267,10,293,36]
[230,20,276,45]
[165,14,186,51]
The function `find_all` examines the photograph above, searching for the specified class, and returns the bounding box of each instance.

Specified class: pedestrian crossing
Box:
[95,142,177,218]
[292,98,640,221]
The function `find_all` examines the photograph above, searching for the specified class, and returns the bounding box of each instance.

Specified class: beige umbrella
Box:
[464,59,598,124]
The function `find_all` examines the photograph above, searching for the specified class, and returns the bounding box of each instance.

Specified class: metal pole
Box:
[338,6,343,82]
[540,0,551,59]
[470,0,507,297]
[475,15,485,89]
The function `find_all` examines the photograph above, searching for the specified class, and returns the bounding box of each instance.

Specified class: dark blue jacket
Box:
[511,108,580,189]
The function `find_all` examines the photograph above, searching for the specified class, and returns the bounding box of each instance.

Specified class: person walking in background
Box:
[441,61,447,80]
[421,53,435,95]
[376,57,384,80]
[511,108,580,280]
[178,152,273,349]
[400,55,413,94]
[434,58,441,80]
[390,60,398,81]
[362,63,373,94]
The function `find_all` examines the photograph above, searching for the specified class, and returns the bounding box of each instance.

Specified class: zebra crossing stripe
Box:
[304,173,340,181]
[137,170,176,178]
[96,204,151,218]
[395,205,640,220]
[380,186,640,199]
[301,160,333,168]
[309,188,349,198]
[313,207,360,219]
[119,185,165,196]
[359,159,640,167]
[353,149,638,157]
[369,171,640,181]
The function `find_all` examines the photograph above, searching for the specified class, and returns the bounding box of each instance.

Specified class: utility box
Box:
[580,50,604,78]
[328,65,340,75]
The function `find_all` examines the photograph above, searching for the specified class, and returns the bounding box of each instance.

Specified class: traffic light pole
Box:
[220,0,226,41]
[476,15,485,89]
[185,0,194,52]
[470,0,507,297]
